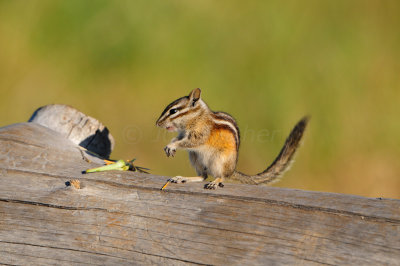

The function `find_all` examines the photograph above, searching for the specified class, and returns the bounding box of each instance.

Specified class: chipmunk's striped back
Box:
[211,112,240,151]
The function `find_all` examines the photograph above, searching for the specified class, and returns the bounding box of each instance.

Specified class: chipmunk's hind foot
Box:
[204,178,224,189]
[168,176,188,183]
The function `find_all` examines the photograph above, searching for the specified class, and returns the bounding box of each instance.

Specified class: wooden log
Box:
[28,104,115,158]
[0,122,399,265]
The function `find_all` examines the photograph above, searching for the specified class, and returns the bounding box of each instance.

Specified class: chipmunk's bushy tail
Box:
[231,116,309,185]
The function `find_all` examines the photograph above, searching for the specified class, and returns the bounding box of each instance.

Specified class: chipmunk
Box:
[156,88,308,189]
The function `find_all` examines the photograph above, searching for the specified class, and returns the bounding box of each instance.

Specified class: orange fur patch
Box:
[206,128,236,155]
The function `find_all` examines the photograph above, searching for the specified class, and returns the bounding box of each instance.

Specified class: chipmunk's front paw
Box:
[204,181,224,189]
[168,176,187,183]
[164,145,176,157]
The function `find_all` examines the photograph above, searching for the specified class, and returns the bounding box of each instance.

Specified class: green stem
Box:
[84,160,129,173]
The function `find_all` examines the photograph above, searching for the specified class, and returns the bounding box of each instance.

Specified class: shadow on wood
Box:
[0,107,399,265]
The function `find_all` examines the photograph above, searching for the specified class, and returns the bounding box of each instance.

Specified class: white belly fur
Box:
[188,145,235,177]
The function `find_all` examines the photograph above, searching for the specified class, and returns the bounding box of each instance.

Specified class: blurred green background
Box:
[1,0,399,198]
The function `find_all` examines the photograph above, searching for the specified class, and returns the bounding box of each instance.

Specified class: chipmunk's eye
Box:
[169,108,178,115]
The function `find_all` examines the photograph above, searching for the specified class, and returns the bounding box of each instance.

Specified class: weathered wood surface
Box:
[29,104,114,158]
[0,123,399,265]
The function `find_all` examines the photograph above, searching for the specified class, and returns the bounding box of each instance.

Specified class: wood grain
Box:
[0,122,399,265]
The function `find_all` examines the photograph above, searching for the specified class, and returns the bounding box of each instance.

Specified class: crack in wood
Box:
[1,249,95,265]
[0,138,45,149]
[0,240,210,265]
[0,240,130,261]
[11,226,246,261]
[0,198,108,212]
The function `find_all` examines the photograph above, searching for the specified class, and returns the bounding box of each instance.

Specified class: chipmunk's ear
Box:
[188,88,201,107]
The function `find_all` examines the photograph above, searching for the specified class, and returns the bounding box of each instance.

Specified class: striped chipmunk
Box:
[156,88,309,190]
